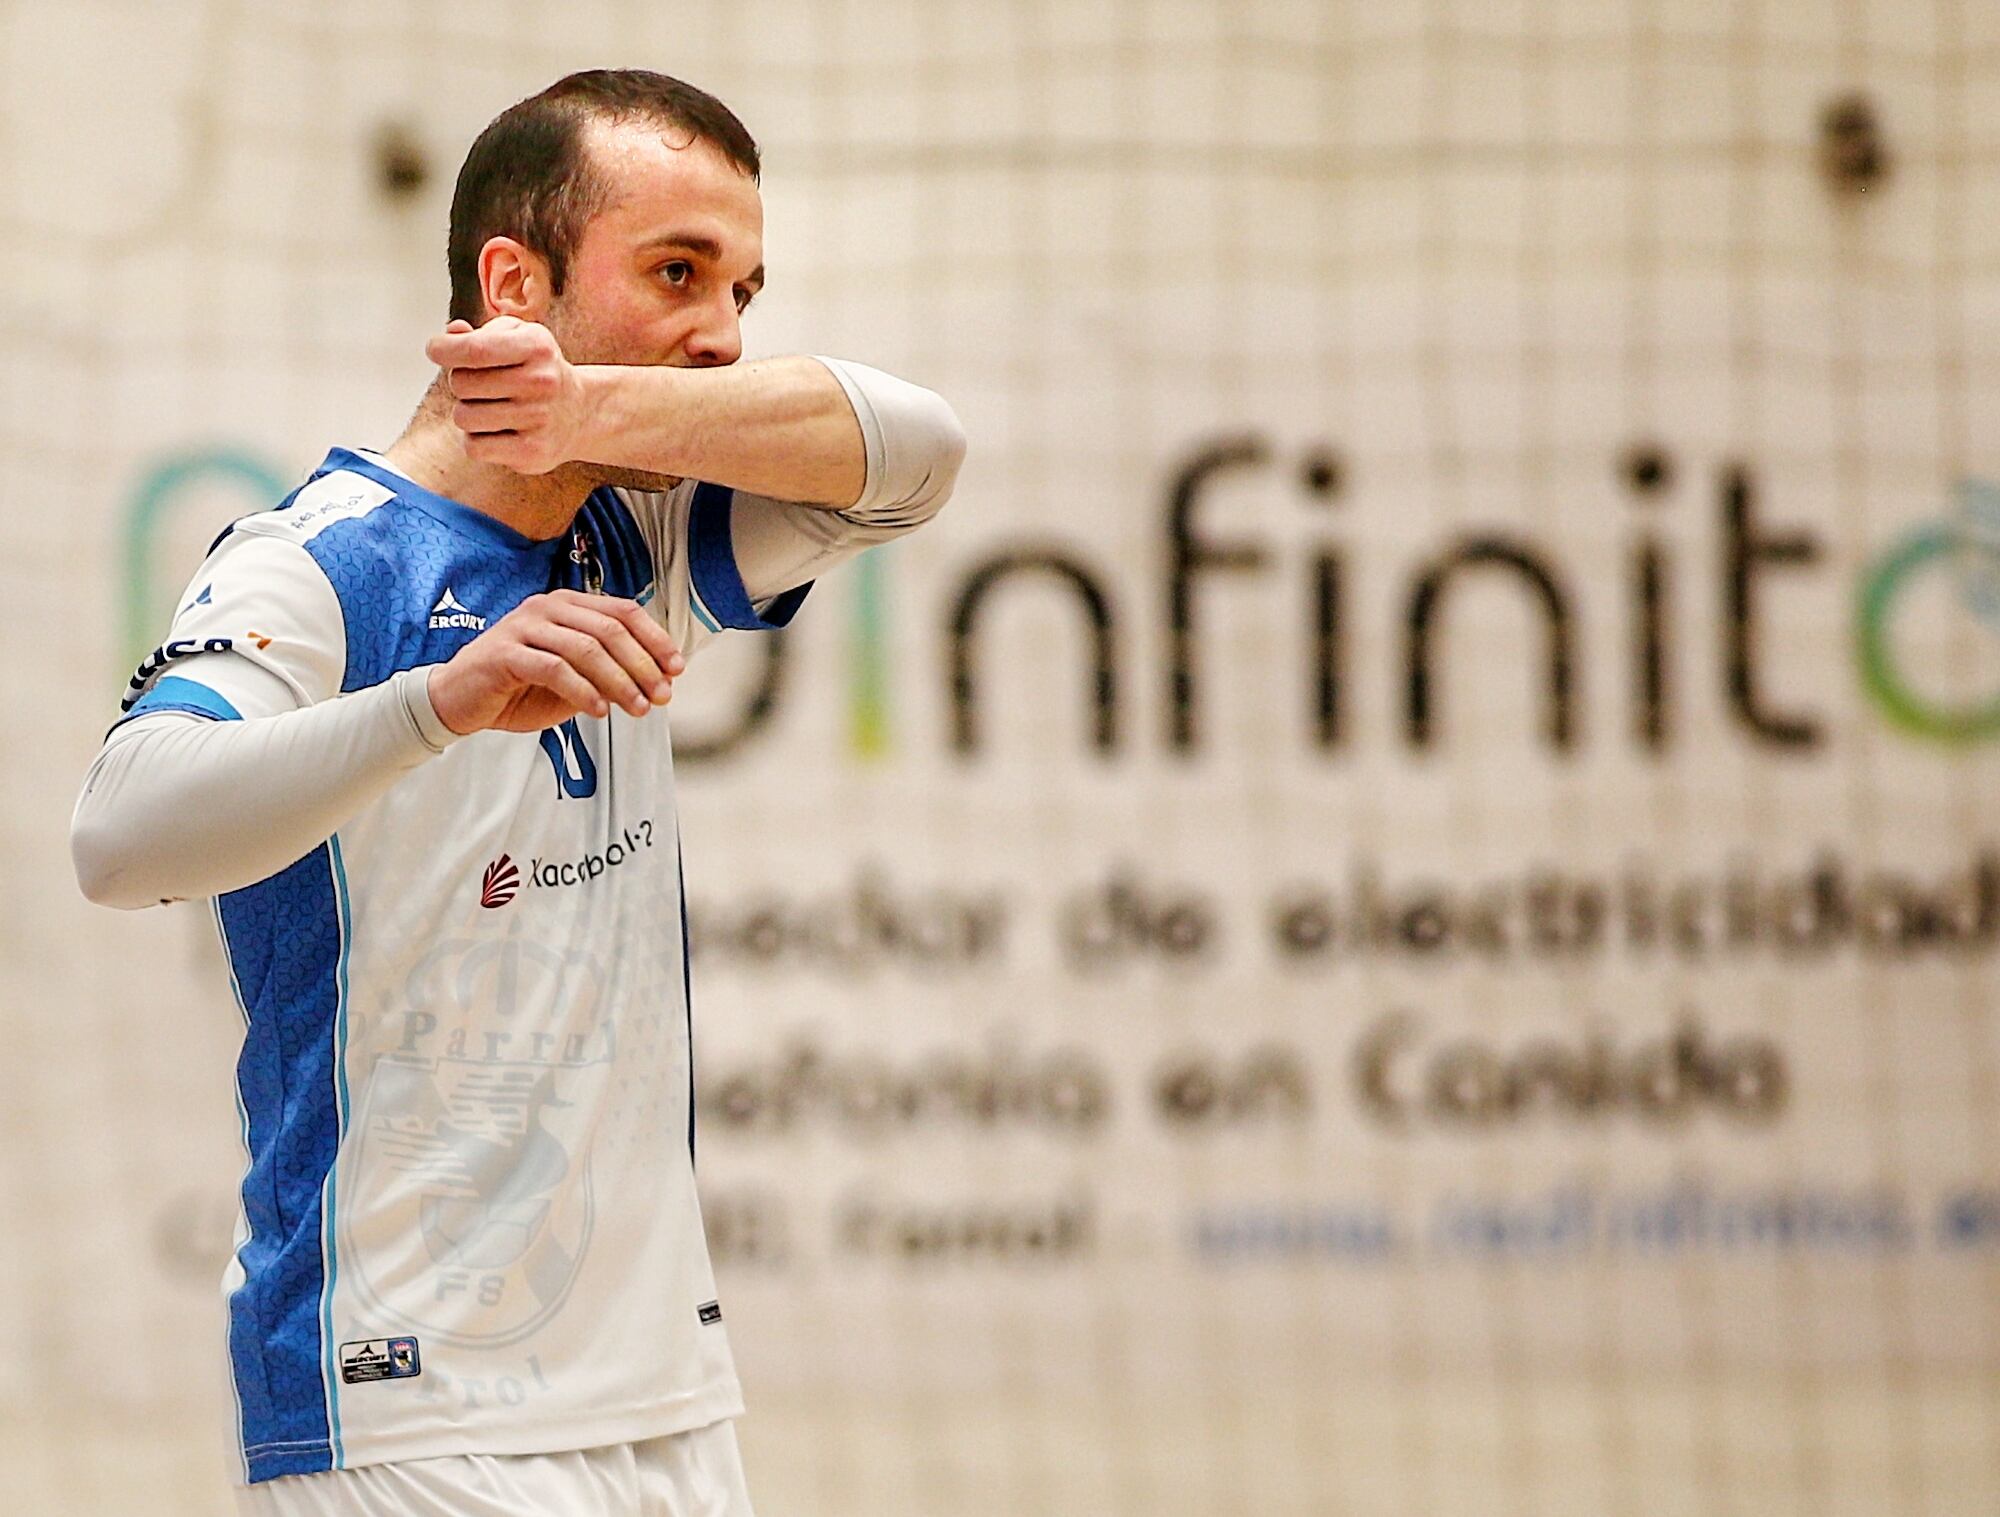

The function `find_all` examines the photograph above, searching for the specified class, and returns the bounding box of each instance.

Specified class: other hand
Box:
[427,316,590,475]
[426,589,684,735]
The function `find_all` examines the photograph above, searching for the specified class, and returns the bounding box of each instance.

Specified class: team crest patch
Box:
[340,1336,422,1384]
[343,1045,605,1347]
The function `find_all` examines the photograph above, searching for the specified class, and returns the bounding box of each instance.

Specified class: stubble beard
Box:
[579,461,686,493]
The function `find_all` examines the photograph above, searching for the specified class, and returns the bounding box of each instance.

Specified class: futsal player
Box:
[70,69,964,1516]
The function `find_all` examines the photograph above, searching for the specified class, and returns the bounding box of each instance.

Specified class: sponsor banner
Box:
[7,7,1998,1511]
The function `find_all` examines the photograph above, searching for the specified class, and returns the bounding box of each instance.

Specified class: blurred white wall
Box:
[4,1,1999,1512]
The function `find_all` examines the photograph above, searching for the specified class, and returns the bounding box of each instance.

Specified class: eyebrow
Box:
[638,233,764,290]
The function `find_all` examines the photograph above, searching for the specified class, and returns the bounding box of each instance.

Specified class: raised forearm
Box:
[577,355,866,507]
[428,319,964,511]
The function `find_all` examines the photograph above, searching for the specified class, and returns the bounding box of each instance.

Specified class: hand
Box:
[427,316,591,474]
[426,590,685,735]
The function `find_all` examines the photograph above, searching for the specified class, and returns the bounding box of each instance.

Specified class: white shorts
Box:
[232,1416,755,1517]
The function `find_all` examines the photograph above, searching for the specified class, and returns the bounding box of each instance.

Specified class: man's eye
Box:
[734,287,754,313]
[660,261,693,287]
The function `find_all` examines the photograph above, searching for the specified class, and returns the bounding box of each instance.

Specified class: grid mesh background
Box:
[3,0,1999,1512]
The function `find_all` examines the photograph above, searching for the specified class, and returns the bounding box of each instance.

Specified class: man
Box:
[70,69,964,1516]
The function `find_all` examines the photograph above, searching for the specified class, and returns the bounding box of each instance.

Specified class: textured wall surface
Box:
[5,1,1999,1512]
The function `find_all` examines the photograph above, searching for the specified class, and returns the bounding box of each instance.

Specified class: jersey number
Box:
[539,719,598,799]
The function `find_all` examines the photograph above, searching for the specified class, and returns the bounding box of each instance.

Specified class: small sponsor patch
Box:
[697,1300,723,1325]
[339,1336,422,1384]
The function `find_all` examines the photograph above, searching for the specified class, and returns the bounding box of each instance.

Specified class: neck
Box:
[383,379,596,542]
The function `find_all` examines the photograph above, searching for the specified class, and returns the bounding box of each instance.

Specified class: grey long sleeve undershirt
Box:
[71,667,460,910]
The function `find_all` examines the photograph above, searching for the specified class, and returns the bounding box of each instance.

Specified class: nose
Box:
[683,294,742,367]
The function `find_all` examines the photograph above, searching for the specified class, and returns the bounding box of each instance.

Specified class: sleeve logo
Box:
[121,636,235,711]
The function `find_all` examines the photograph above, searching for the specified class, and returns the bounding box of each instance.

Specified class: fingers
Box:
[447,363,553,402]
[437,591,687,734]
[507,593,686,719]
[426,316,554,373]
[608,598,685,678]
[543,598,676,705]
[420,319,475,371]
[502,644,604,719]
[521,622,649,718]
[545,591,683,676]
[452,398,540,435]
[429,320,576,474]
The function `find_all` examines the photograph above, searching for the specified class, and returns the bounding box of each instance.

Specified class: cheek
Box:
[604,269,691,338]
[556,280,682,363]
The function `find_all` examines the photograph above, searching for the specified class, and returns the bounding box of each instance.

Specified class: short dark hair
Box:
[446,69,760,324]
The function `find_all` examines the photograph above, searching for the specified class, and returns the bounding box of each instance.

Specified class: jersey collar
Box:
[319,447,565,556]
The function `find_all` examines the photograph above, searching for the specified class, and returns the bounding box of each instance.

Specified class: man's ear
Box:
[476,236,553,321]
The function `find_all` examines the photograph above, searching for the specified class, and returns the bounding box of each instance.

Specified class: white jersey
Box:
[117,440,933,1485]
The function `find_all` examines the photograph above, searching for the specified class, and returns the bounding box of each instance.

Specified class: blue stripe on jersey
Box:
[572,488,655,600]
[216,841,350,1483]
[322,837,354,1467]
[687,481,814,630]
[677,840,695,1165]
[214,898,257,1485]
[120,674,243,725]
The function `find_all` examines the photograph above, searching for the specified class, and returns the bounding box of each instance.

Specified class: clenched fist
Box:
[427,316,591,474]
[427,589,684,735]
